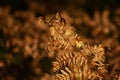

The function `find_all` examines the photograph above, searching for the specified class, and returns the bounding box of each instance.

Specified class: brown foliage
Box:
[47,13,113,80]
[0,5,120,80]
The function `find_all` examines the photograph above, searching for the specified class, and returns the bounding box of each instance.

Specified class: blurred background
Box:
[0,0,120,80]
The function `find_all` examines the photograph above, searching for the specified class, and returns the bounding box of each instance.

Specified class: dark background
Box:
[0,0,120,80]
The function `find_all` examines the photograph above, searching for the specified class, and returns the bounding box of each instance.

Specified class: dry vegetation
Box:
[47,12,119,80]
[0,0,120,80]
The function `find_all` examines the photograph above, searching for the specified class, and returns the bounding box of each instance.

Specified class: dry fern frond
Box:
[46,13,110,80]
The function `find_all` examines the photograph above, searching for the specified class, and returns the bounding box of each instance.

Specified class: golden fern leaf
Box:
[46,13,110,80]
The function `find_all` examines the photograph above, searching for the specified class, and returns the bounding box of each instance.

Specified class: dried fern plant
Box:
[46,13,111,80]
